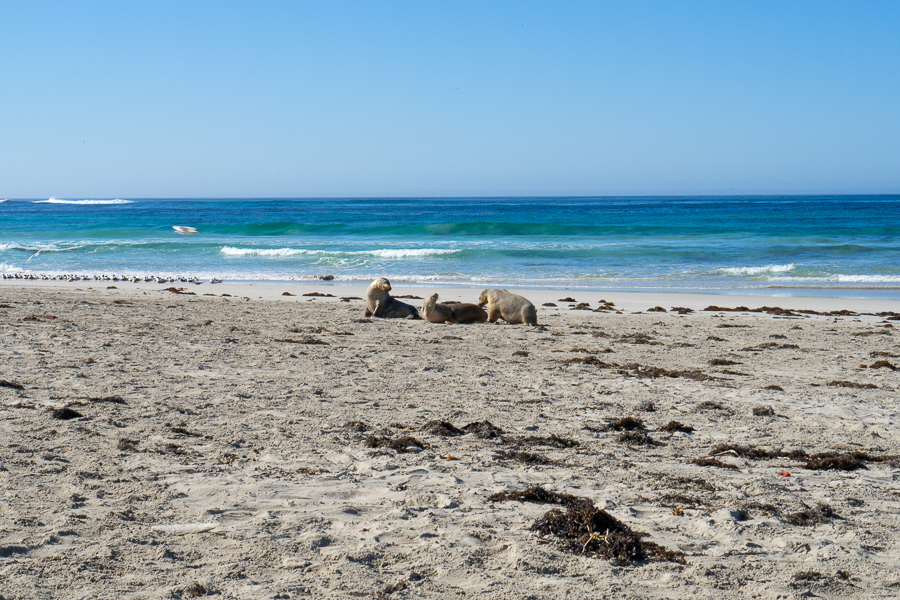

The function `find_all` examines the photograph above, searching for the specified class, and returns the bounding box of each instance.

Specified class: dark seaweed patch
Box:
[507,434,579,448]
[490,486,684,564]
[695,400,725,411]
[494,450,554,465]
[616,431,660,446]
[87,395,127,405]
[869,360,897,370]
[739,342,800,351]
[51,407,83,420]
[764,385,784,391]
[782,503,837,526]
[0,379,24,390]
[273,337,329,345]
[752,406,775,417]
[421,420,464,436]
[607,416,646,431]
[364,436,425,453]
[692,457,739,470]
[804,455,868,471]
[343,420,370,432]
[461,421,503,438]
[616,333,662,345]
[826,380,877,389]
[709,358,742,366]
[659,421,694,433]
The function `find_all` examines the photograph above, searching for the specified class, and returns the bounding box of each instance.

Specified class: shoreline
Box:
[5,277,900,314]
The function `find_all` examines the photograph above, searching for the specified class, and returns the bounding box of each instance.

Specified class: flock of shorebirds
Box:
[1,273,222,284]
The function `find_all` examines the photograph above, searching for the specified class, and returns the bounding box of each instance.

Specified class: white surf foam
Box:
[220,247,460,258]
[0,263,25,274]
[33,198,135,205]
[716,264,796,276]
[0,242,83,252]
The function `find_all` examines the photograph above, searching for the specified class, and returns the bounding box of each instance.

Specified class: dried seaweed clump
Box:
[709,358,742,366]
[752,406,775,417]
[782,503,836,526]
[508,434,579,449]
[51,407,83,420]
[692,457,739,470]
[0,379,25,389]
[343,420,370,432]
[659,421,694,433]
[869,360,898,370]
[421,420,464,436]
[607,416,645,431]
[804,454,868,471]
[364,435,425,453]
[494,450,554,465]
[490,486,683,564]
[826,380,877,390]
[461,421,503,438]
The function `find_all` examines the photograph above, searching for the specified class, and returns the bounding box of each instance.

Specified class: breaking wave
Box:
[716,264,796,276]
[220,247,461,258]
[33,198,135,205]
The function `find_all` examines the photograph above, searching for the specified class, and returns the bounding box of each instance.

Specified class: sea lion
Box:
[364,278,421,319]
[477,289,538,325]
[422,293,488,324]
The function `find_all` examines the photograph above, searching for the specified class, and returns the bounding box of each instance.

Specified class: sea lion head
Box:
[477,289,490,307]
[422,293,438,316]
[370,277,392,294]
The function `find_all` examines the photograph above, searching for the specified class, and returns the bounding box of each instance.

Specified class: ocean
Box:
[2,195,900,298]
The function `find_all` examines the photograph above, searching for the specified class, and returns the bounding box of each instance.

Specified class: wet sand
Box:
[2,281,900,599]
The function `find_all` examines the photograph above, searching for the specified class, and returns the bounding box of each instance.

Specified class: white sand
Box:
[2,280,900,598]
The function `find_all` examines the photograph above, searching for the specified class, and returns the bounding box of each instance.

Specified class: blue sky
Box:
[1,1,898,197]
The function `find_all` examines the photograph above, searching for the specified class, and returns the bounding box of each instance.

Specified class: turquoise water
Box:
[2,196,900,295]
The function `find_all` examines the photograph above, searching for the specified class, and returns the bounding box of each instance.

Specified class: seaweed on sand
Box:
[494,450,555,465]
[616,431,661,446]
[506,434,579,448]
[489,486,685,565]
[461,421,503,438]
[607,416,646,431]
[364,435,425,453]
[826,380,877,389]
[659,421,694,433]
[692,457,739,470]
[421,420,464,436]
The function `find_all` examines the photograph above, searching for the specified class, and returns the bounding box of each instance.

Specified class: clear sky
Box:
[2,1,898,198]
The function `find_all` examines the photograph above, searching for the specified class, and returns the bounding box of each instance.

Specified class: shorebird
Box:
[172,226,200,235]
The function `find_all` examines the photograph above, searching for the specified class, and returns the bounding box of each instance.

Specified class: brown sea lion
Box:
[477,288,538,325]
[364,278,421,319]
[422,293,488,324]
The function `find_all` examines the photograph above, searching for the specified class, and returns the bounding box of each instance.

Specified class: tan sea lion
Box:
[364,278,421,319]
[477,288,538,325]
[422,293,488,324]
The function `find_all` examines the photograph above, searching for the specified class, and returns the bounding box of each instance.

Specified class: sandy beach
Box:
[2,280,900,599]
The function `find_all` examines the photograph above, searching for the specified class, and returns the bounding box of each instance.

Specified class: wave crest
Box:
[220,247,460,258]
[717,264,796,276]
[34,198,135,205]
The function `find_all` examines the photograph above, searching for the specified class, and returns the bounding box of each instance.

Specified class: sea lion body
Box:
[422,293,488,324]
[477,289,538,325]
[365,278,421,319]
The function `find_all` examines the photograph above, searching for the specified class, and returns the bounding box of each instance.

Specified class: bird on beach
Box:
[172,226,200,235]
